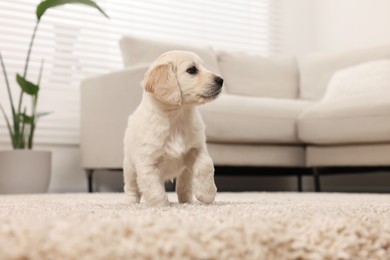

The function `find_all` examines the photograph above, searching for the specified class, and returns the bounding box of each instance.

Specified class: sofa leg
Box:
[312,168,321,192]
[86,169,94,193]
[297,174,302,192]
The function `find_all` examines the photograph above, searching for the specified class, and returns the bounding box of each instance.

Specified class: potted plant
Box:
[0,0,108,194]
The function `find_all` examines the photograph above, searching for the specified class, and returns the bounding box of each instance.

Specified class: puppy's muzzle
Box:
[201,76,224,98]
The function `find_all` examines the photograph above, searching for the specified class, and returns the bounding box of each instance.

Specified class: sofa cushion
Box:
[299,45,390,100]
[298,96,390,145]
[217,51,299,98]
[119,35,221,74]
[199,94,314,144]
[323,59,390,102]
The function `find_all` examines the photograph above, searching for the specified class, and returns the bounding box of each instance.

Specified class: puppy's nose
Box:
[214,76,224,86]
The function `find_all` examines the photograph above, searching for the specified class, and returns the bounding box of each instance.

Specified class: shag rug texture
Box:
[0,192,389,260]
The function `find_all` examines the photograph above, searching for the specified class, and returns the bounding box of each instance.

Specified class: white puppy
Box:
[123,51,223,206]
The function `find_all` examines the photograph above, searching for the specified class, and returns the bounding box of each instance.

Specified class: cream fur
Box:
[123,51,223,206]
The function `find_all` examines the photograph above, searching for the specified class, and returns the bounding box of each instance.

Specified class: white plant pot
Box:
[0,150,51,194]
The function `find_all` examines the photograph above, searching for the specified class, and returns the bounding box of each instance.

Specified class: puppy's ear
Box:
[144,62,181,106]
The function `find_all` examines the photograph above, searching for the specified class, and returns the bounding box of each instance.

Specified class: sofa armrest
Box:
[80,65,148,169]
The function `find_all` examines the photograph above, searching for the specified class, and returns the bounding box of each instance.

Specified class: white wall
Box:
[314,0,390,52]
[281,0,316,56]
[281,0,390,54]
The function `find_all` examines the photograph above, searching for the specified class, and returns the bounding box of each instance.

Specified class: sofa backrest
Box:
[299,45,390,100]
[119,35,221,75]
[217,51,299,99]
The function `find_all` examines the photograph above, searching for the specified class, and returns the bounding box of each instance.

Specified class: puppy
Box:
[123,51,223,206]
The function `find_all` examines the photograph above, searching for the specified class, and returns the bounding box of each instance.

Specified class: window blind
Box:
[0,0,281,146]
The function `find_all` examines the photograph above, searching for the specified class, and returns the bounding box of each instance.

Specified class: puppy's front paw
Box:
[178,192,193,204]
[195,182,217,204]
[125,193,141,204]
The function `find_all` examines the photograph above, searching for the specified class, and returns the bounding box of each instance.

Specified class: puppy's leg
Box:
[189,148,217,204]
[137,165,169,206]
[123,160,141,203]
[176,168,193,203]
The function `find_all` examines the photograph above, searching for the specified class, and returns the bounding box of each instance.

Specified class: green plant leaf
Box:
[36,0,109,21]
[37,111,52,118]
[16,74,39,95]
[20,113,33,124]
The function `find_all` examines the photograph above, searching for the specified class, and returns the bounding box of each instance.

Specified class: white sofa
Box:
[80,36,390,192]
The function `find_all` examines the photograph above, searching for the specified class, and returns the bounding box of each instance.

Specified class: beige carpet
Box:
[0,192,389,260]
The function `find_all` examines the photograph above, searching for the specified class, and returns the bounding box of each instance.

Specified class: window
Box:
[0,0,281,145]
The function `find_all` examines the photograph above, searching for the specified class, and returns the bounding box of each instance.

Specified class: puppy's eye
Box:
[186,66,198,75]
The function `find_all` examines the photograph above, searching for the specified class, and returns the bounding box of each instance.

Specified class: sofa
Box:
[80,35,390,192]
